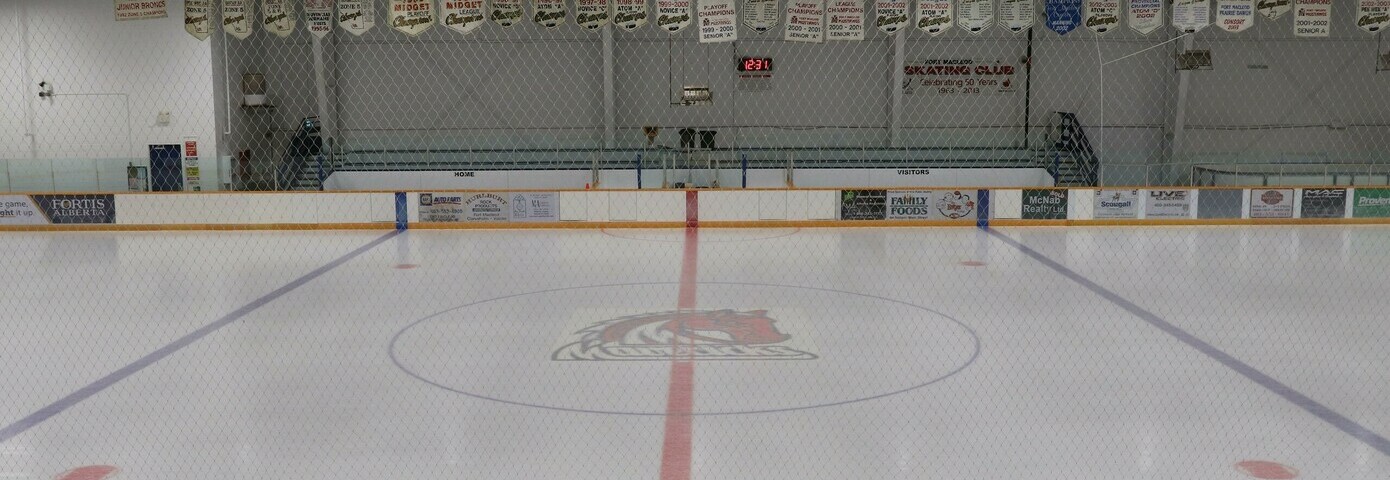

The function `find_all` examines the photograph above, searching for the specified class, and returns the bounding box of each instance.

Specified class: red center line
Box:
[659,191,700,480]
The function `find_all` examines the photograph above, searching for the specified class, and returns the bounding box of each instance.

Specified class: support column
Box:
[312,34,336,145]
[890,33,906,148]
[603,26,616,149]
[1168,35,1195,184]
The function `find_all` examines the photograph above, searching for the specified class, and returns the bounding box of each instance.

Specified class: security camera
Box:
[38,81,54,99]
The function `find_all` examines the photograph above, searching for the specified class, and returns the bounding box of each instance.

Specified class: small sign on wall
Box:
[183,137,202,192]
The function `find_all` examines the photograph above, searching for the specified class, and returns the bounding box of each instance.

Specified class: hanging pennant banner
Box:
[1214,0,1253,32]
[1084,0,1119,33]
[699,0,739,41]
[186,0,213,40]
[658,0,694,31]
[917,0,955,35]
[340,1,377,34]
[1255,0,1289,20]
[745,0,780,32]
[827,0,867,39]
[308,0,336,38]
[116,0,168,21]
[999,0,1035,33]
[1128,0,1162,34]
[615,0,650,29]
[264,0,297,37]
[876,0,911,33]
[1172,0,1209,32]
[534,0,568,26]
[1293,0,1329,37]
[577,0,612,29]
[958,0,992,33]
[443,0,487,33]
[786,0,827,42]
[1357,0,1390,33]
[391,0,437,34]
[224,0,255,39]
[1045,0,1082,34]
[492,0,524,25]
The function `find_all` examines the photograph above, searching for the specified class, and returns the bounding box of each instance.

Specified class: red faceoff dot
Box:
[1235,460,1299,479]
[394,264,420,269]
[959,261,987,267]
[56,465,119,480]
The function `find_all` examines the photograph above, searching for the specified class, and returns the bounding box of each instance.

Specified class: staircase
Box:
[1043,112,1100,187]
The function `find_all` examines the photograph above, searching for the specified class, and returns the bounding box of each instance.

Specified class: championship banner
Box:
[492,0,524,26]
[1356,0,1390,33]
[534,0,568,27]
[904,58,1018,95]
[116,0,169,21]
[916,0,955,35]
[875,0,911,33]
[1249,188,1294,218]
[1215,0,1254,33]
[745,0,780,33]
[185,0,213,40]
[224,0,255,39]
[443,0,487,33]
[1128,0,1162,34]
[0,195,117,225]
[1172,0,1209,32]
[1045,0,1082,35]
[1084,0,1120,34]
[1093,189,1138,219]
[340,1,377,35]
[308,0,336,38]
[1256,0,1290,20]
[392,0,437,34]
[1353,188,1390,218]
[1293,0,1330,37]
[263,0,297,37]
[658,0,694,31]
[615,0,650,29]
[1300,188,1347,218]
[1145,190,1192,218]
[841,190,887,220]
[577,0,613,29]
[699,0,739,42]
[1022,189,1067,220]
[999,0,1035,33]
[958,0,993,34]
[510,192,561,222]
[827,0,866,39]
[786,0,827,42]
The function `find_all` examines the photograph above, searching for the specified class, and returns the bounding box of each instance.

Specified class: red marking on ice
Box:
[55,465,119,480]
[660,194,698,480]
[960,260,987,267]
[394,264,419,269]
[1235,460,1299,479]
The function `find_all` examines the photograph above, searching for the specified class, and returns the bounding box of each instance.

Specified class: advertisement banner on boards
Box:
[999,0,1036,32]
[786,0,827,42]
[492,0,525,26]
[420,193,517,222]
[699,0,739,42]
[577,0,613,29]
[1249,188,1294,218]
[1094,189,1139,219]
[0,195,117,225]
[224,0,255,39]
[307,0,337,38]
[826,0,866,40]
[419,193,467,222]
[186,0,214,40]
[339,1,378,34]
[510,192,561,221]
[841,190,887,220]
[1357,0,1390,33]
[264,0,297,37]
[1300,188,1347,218]
[615,0,650,29]
[1145,189,1192,218]
[917,0,955,35]
[533,0,568,27]
[875,0,911,33]
[1216,0,1255,33]
[658,0,693,31]
[1257,0,1290,19]
[116,0,169,21]
[1022,189,1068,219]
[1045,0,1083,35]
[1084,0,1121,34]
[958,0,994,34]
[903,58,1018,96]
[1172,0,1210,32]
[885,190,977,220]
[1197,189,1242,219]
[1294,0,1330,37]
[442,0,488,34]
[1353,188,1390,218]
[1128,0,1162,34]
[745,0,780,32]
[391,0,437,34]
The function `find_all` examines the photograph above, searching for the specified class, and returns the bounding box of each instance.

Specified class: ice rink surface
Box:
[2,226,1388,479]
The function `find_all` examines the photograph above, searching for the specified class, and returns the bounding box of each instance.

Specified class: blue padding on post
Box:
[395,192,408,231]
[976,189,990,229]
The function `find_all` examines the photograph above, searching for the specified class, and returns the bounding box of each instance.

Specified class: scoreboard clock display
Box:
[738,57,773,72]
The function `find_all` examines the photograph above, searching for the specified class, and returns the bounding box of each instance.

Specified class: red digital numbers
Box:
[738,57,772,72]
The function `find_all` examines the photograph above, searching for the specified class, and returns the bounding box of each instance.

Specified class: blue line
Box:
[986,228,1390,457]
[394,192,408,231]
[0,230,400,444]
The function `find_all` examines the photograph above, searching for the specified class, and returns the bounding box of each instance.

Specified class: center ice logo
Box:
[552,309,817,361]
